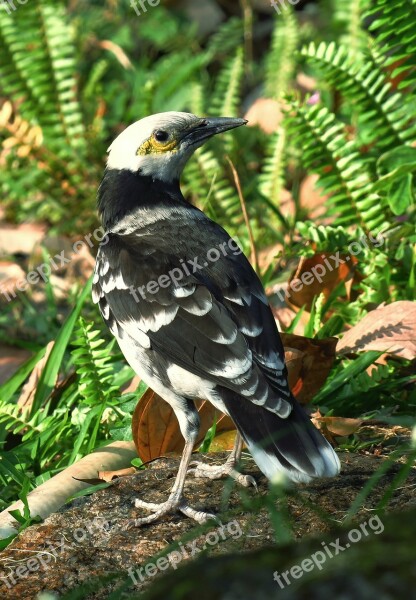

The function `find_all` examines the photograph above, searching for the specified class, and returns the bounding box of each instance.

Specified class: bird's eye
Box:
[154,130,170,143]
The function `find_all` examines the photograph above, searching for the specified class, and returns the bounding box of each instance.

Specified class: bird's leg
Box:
[188,432,256,488]
[134,407,218,525]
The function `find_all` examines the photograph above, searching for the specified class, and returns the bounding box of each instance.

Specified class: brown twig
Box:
[226,156,259,274]
[239,0,253,77]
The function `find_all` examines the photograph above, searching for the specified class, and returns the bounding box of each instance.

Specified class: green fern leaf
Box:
[265,7,298,99]
[285,100,390,232]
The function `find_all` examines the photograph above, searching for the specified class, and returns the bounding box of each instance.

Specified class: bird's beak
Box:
[182,117,248,147]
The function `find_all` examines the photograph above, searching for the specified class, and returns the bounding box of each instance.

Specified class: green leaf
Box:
[66,482,111,502]
[377,146,416,178]
[31,278,92,417]
[388,173,414,215]
[315,350,383,402]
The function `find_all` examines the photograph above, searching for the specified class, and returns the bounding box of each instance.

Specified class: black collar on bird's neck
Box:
[97,168,184,230]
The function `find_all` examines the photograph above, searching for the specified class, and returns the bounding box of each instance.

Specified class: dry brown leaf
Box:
[281,333,338,404]
[122,375,142,394]
[299,174,331,222]
[296,72,318,93]
[209,430,238,452]
[17,341,54,410]
[337,301,416,360]
[312,414,362,436]
[132,390,234,461]
[272,304,299,333]
[288,253,359,311]
[97,467,136,482]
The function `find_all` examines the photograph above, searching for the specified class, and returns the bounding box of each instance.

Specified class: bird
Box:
[92,111,340,525]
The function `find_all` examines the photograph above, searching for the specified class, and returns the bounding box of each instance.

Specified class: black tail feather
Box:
[222,391,340,483]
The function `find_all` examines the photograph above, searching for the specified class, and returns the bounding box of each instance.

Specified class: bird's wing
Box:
[93,225,293,418]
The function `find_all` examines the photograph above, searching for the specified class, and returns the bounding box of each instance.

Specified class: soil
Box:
[0,450,415,599]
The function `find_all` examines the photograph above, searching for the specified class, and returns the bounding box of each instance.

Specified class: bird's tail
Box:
[222,391,340,483]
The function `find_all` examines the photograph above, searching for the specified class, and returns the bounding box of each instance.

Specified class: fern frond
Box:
[301,42,416,149]
[295,221,365,250]
[210,48,244,118]
[366,0,416,88]
[72,318,118,406]
[331,0,371,56]
[0,0,86,155]
[0,403,39,436]
[0,101,43,162]
[150,51,208,113]
[205,17,243,59]
[265,7,298,99]
[285,100,389,231]
[189,82,205,116]
[258,126,286,205]
[209,48,244,155]
[339,362,391,398]
[183,146,241,233]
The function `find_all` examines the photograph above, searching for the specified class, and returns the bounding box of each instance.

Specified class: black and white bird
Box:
[93,112,340,524]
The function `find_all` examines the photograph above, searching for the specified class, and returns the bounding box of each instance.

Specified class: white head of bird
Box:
[107,111,247,183]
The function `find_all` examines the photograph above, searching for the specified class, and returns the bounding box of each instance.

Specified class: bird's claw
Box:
[179,502,219,524]
[188,461,257,490]
[133,494,218,526]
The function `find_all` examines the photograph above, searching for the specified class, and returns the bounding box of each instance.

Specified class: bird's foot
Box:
[188,460,257,489]
[134,492,218,526]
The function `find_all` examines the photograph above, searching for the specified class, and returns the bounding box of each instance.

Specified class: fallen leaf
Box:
[132,390,234,461]
[299,174,332,222]
[311,410,362,445]
[122,375,142,394]
[312,414,363,437]
[281,333,338,404]
[17,341,54,410]
[97,467,136,482]
[337,301,416,360]
[209,430,238,452]
[288,253,359,311]
[258,242,283,273]
[272,304,299,333]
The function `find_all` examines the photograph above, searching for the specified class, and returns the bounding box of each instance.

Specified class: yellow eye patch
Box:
[137,134,178,156]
